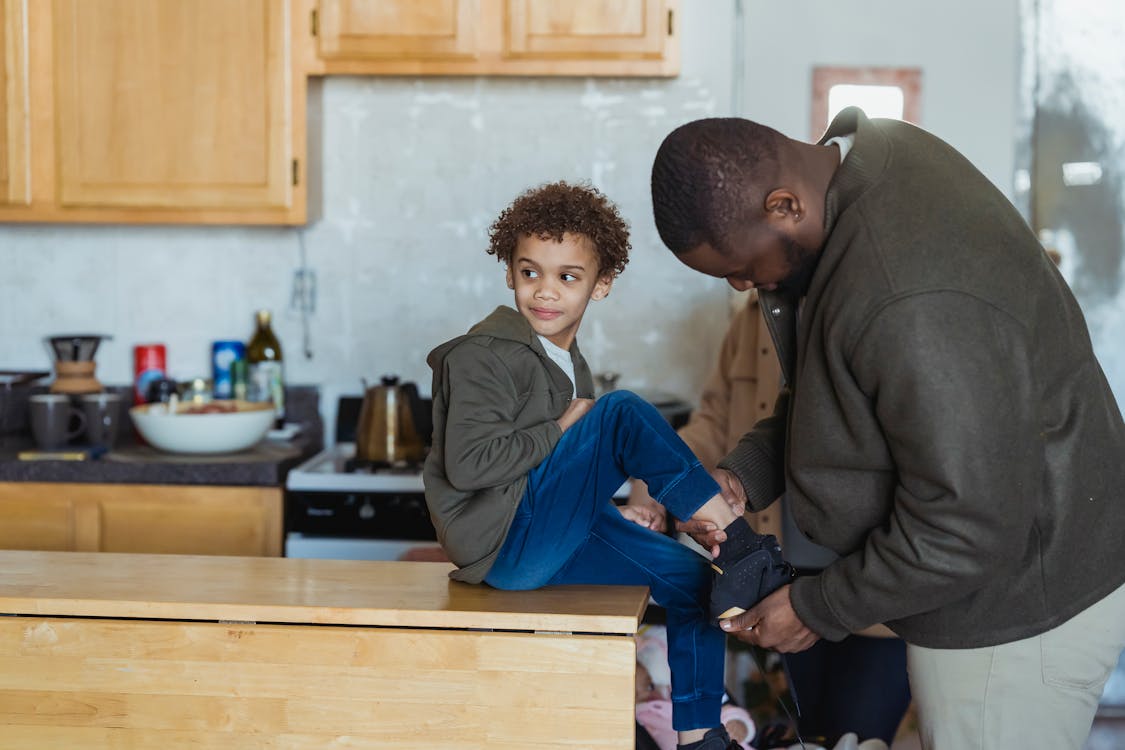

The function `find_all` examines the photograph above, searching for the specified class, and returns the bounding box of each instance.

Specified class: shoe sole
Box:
[716,605,746,620]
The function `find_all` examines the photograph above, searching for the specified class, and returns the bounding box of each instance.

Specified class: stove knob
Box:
[359,501,375,521]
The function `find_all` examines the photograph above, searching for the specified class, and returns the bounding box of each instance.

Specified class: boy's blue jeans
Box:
[484,390,726,731]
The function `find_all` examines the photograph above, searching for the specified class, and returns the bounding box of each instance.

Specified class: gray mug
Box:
[80,392,123,449]
[29,394,86,450]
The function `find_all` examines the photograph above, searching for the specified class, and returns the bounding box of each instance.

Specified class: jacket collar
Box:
[757,111,893,387]
[467,305,538,345]
[818,107,892,240]
[463,306,593,398]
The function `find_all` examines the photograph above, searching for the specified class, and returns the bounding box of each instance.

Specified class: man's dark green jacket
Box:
[720,108,1125,648]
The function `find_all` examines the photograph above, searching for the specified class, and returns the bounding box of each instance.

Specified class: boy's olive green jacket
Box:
[422,305,594,583]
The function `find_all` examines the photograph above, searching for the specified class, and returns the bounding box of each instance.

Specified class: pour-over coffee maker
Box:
[47,334,112,394]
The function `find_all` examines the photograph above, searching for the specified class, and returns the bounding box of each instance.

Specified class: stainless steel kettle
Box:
[355,375,426,465]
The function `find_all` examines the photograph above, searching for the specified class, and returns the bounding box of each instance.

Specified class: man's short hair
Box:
[651,118,784,255]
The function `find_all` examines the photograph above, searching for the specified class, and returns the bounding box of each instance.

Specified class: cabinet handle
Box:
[310,8,318,37]
[668,9,674,36]
[292,159,300,187]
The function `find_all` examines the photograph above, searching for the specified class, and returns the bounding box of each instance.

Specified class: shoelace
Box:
[747,647,807,750]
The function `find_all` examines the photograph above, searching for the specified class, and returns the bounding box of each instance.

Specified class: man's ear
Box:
[764,188,804,224]
[591,274,614,300]
[505,266,515,290]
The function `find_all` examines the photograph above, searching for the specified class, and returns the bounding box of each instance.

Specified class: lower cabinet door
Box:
[0,488,75,550]
[0,483,283,556]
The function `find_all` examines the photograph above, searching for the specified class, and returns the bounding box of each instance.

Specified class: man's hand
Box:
[556,398,595,433]
[672,469,746,557]
[626,480,668,532]
[712,468,747,516]
[617,503,663,531]
[674,518,726,558]
[719,585,820,653]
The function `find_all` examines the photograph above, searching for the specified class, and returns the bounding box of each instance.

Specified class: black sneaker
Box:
[676,726,743,750]
[709,534,795,622]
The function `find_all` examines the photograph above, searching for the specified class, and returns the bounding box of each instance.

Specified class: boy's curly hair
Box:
[487,181,630,278]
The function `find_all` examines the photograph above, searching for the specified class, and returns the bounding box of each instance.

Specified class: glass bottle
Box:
[246,309,285,427]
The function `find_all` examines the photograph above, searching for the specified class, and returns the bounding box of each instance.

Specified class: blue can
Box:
[211,340,247,400]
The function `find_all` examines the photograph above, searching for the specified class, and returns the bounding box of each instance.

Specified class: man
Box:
[649,108,1125,749]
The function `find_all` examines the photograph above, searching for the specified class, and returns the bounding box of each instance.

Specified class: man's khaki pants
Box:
[907,580,1125,750]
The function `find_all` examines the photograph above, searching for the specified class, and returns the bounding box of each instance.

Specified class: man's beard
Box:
[775,236,820,297]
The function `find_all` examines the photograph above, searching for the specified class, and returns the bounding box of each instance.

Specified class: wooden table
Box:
[0,550,649,749]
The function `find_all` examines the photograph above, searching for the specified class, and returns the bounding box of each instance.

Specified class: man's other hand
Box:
[674,518,726,558]
[720,585,820,653]
[712,468,748,516]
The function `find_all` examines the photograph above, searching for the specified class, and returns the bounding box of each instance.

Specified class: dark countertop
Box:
[0,385,322,488]
[0,435,315,487]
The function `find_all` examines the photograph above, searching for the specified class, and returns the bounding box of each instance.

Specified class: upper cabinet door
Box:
[1,0,30,206]
[505,0,670,60]
[51,0,292,210]
[306,0,678,76]
[317,0,478,61]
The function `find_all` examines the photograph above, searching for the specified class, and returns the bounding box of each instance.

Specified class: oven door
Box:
[284,489,441,561]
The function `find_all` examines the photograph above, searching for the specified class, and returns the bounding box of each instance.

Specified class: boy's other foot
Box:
[709,532,794,622]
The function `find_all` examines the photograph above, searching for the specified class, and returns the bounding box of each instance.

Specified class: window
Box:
[811,67,922,138]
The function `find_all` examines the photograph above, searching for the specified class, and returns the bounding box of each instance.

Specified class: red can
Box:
[133,344,167,404]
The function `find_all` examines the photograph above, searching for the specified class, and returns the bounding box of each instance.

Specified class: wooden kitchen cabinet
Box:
[305,0,679,77]
[0,0,30,206]
[506,0,671,61]
[0,0,306,225]
[0,482,283,556]
[0,490,73,550]
[317,0,479,62]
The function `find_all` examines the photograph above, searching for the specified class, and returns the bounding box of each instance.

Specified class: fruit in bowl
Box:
[129,399,275,455]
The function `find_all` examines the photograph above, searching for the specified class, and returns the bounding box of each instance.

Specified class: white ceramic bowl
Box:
[129,400,275,455]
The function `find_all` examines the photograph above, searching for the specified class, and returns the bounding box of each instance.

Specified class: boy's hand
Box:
[556,398,595,433]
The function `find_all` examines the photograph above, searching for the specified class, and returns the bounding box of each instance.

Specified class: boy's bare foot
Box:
[617,504,663,531]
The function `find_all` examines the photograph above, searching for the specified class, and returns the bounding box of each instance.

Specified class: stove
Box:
[287,445,428,495]
[285,442,441,560]
[284,391,442,561]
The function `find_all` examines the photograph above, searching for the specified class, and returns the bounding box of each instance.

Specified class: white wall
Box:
[0,1,1022,408]
[739,0,1021,195]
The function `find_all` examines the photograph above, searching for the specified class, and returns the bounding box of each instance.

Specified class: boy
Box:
[423,181,792,750]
